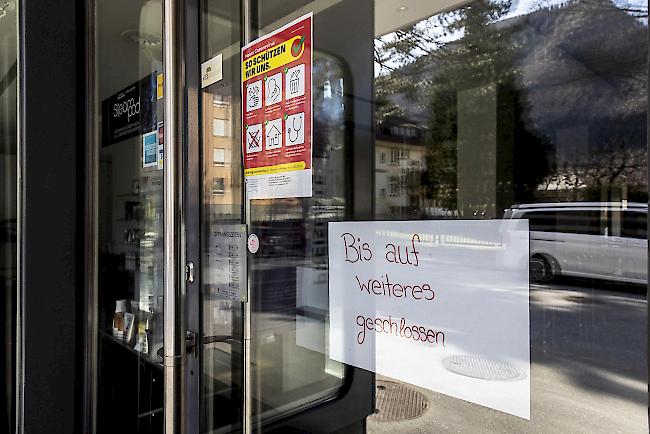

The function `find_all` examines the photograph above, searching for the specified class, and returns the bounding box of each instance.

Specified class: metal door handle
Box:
[185,330,198,356]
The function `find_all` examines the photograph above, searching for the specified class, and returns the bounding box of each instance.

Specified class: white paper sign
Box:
[201,53,223,88]
[328,219,530,419]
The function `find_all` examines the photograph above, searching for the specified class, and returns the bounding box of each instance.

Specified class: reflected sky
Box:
[375,0,649,76]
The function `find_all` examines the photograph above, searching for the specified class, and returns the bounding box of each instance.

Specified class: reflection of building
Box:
[202,92,240,217]
[375,120,427,219]
[376,0,649,217]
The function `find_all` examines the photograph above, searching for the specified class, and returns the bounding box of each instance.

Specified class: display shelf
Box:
[99,328,163,369]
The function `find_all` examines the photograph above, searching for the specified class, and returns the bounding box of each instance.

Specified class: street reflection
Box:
[369,279,647,433]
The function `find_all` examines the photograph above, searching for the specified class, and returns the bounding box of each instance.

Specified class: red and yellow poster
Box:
[241,12,313,199]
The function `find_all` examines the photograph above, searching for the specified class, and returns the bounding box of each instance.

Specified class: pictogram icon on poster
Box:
[246,123,262,153]
[246,81,263,111]
[286,64,305,99]
[286,112,304,146]
[265,118,283,150]
[265,72,283,106]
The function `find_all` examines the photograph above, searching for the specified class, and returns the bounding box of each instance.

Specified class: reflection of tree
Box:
[422,90,457,210]
[580,0,648,17]
[376,0,552,209]
[540,140,648,201]
[376,1,513,122]
[401,165,426,213]
[376,0,648,209]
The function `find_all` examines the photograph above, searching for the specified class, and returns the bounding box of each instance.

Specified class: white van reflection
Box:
[504,202,647,285]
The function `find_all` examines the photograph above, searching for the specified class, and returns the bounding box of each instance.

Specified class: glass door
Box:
[190,1,375,433]
[91,1,166,432]
[197,1,245,432]
[1,2,17,432]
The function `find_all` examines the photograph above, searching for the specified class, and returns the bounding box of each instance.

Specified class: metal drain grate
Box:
[373,381,429,422]
[443,355,524,381]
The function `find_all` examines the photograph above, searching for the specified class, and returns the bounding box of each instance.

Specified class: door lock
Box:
[185,261,195,283]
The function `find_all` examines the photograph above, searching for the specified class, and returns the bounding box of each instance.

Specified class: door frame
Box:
[183,0,201,432]
[182,1,376,433]
[20,0,85,433]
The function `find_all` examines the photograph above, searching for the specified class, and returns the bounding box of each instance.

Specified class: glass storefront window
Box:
[200,2,244,431]
[370,0,648,432]
[0,2,17,433]
[77,1,649,433]
[93,0,165,432]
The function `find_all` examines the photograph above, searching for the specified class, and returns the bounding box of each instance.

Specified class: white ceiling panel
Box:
[375,0,471,36]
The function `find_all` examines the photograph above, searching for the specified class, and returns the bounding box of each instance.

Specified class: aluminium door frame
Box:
[184,0,201,432]
[163,0,187,433]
